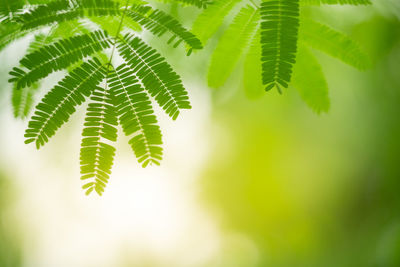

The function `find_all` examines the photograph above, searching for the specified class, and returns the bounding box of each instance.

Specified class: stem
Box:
[107,0,130,67]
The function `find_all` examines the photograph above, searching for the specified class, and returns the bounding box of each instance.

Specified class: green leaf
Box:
[9,30,112,89]
[26,33,55,53]
[292,44,330,113]
[0,22,28,51]
[300,19,370,70]
[128,4,202,52]
[208,5,259,88]
[11,34,53,119]
[12,83,39,119]
[80,85,118,196]
[108,64,163,167]
[24,58,107,148]
[51,20,91,39]
[117,33,191,120]
[191,0,241,45]
[261,0,300,92]
[90,16,142,35]
[243,29,264,99]
[2,0,202,196]
[16,0,120,31]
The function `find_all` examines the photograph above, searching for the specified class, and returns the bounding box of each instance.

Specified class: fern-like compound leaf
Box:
[128,4,203,53]
[51,20,91,39]
[0,3,91,52]
[243,29,264,99]
[0,22,28,51]
[208,5,259,88]
[9,1,201,54]
[26,34,54,54]
[301,0,371,5]
[80,84,118,196]
[9,30,112,89]
[0,0,53,20]
[292,44,330,113]
[109,64,163,167]
[16,0,120,30]
[261,0,300,92]
[12,83,39,119]
[15,0,71,29]
[2,0,197,195]
[11,33,55,119]
[300,19,370,70]
[90,16,142,35]
[117,33,191,120]
[25,58,107,149]
[191,0,241,46]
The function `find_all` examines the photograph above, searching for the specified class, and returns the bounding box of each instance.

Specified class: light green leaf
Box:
[208,5,259,88]
[300,19,371,70]
[292,44,330,113]
[12,83,39,119]
[243,29,264,99]
[191,0,241,45]
[80,85,118,196]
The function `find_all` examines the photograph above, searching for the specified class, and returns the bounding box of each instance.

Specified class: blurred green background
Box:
[1,1,400,266]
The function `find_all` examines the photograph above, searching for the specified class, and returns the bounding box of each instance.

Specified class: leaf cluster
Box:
[192,0,371,113]
[0,0,375,195]
[1,0,203,195]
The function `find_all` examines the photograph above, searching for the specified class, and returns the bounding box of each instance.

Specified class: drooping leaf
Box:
[128,4,203,52]
[90,15,142,35]
[191,0,241,46]
[117,33,191,120]
[11,33,54,119]
[0,22,28,51]
[80,84,118,196]
[12,83,39,119]
[25,58,107,148]
[108,64,163,167]
[261,0,300,92]
[9,30,112,89]
[16,0,120,31]
[300,19,370,70]
[208,5,259,88]
[292,44,330,113]
[243,29,264,99]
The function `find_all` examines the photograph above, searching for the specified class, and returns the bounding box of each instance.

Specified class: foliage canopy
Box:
[0,0,373,194]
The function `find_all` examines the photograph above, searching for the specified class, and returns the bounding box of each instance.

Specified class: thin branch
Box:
[107,0,130,66]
